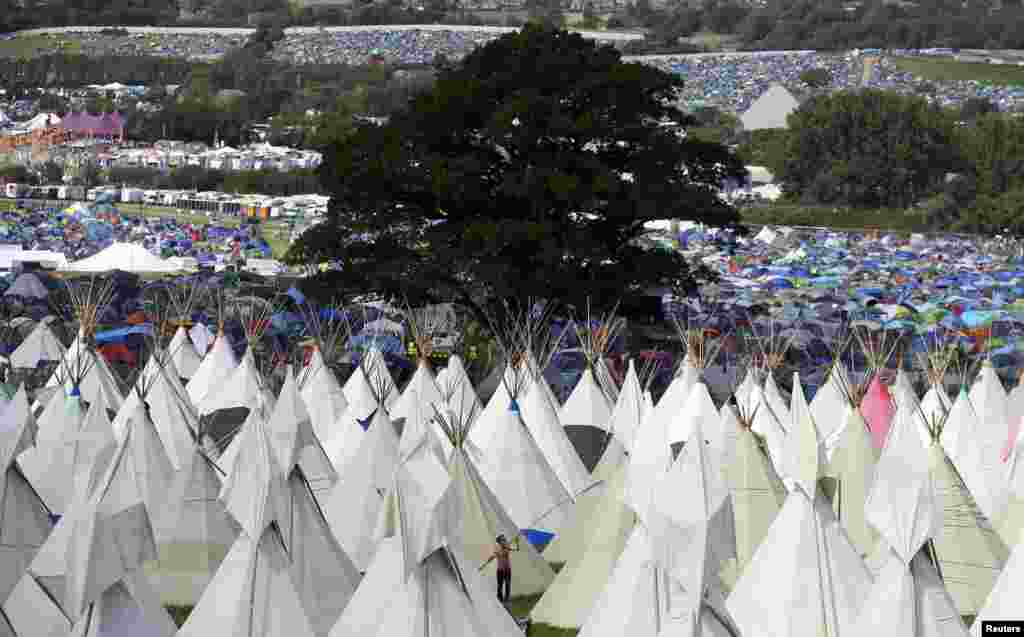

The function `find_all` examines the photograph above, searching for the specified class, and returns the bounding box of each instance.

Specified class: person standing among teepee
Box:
[480,534,520,603]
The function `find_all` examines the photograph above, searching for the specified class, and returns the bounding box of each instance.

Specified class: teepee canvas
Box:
[9,316,65,370]
[15,395,178,637]
[332,438,523,637]
[432,403,554,598]
[0,386,51,604]
[727,375,873,637]
[852,398,968,636]
[186,329,238,407]
[722,393,787,588]
[323,359,400,571]
[298,304,351,445]
[529,452,635,629]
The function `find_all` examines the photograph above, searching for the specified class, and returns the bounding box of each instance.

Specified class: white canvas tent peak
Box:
[469,390,573,535]
[336,440,523,637]
[739,83,799,131]
[851,399,969,636]
[722,402,787,588]
[176,523,319,637]
[727,374,873,637]
[167,326,202,379]
[10,318,65,369]
[971,534,1024,636]
[299,347,349,445]
[518,369,594,502]
[267,367,336,492]
[199,347,265,415]
[111,354,198,473]
[436,354,483,430]
[444,439,555,597]
[941,368,1011,524]
[147,440,237,607]
[186,330,238,407]
[604,358,645,454]
[42,333,124,414]
[825,407,882,558]
[323,406,400,571]
[787,374,825,498]
[23,407,177,634]
[218,408,290,541]
[0,387,51,604]
[62,242,180,274]
[392,359,449,462]
[560,366,614,432]
[648,416,738,635]
[17,387,90,515]
[530,449,635,629]
[865,402,940,565]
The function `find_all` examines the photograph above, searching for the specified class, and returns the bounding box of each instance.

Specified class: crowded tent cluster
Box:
[664,223,1024,382]
[268,27,505,66]
[866,55,1024,112]
[647,51,864,113]
[10,25,638,65]
[2,271,1024,637]
[0,200,278,269]
[19,29,250,61]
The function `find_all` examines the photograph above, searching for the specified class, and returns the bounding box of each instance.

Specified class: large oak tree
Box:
[287,23,745,321]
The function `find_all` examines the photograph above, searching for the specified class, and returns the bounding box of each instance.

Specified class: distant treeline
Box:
[105,165,323,196]
[626,0,1024,52]
[0,53,402,93]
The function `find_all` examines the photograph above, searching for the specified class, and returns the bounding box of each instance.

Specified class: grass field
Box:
[0,35,81,58]
[892,55,1024,85]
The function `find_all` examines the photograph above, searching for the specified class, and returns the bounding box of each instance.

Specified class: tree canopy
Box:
[774,89,959,209]
[287,23,745,321]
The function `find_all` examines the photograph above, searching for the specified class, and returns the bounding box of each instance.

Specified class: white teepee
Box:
[332,438,523,637]
[146,441,237,607]
[971,533,1024,635]
[41,332,124,414]
[825,406,882,558]
[469,372,573,535]
[393,359,449,462]
[299,347,349,446]
[852,399,968,636]
[0,387,51,604]
[16,382,88,516]
[323,403,400,571]
[529,448,635,629]
[433,403,555,598]
[436,354,483,429]
[9,317,65,370]
[942,373,1012,527]
[721,397,787,589]
[167,326,202,379]
[15,401,178,637]
[186,329,238,407]
[576,416,738,637]
[727,375,873,637]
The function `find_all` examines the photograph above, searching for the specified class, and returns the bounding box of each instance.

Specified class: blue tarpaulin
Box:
[522,529,555,551]
[95,324,153,344]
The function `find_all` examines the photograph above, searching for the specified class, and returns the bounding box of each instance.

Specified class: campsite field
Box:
[0,34,81,58]
[892,55,1024,85]
[0,199,295,258]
